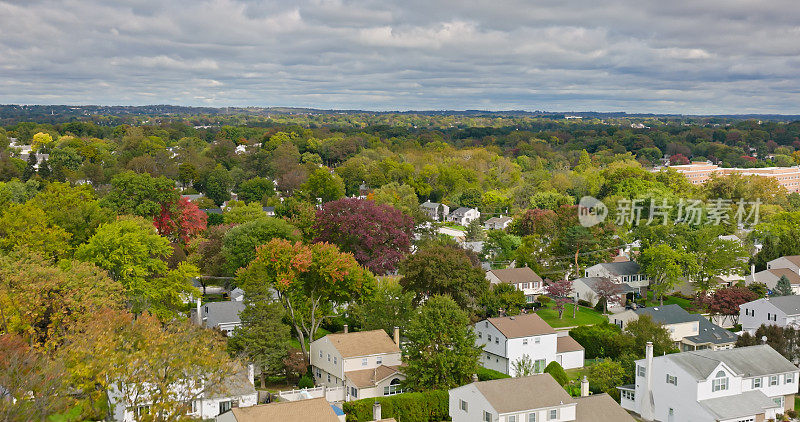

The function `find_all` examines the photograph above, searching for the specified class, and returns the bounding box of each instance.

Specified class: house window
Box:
[786,373,794,384]
[319,350,323,358]
[666,374,677,385]
[548,409,558,420]
[495,337,499,344]
[534,337,540,344]
[509,415,517,422]
[770,375,779,386]
[327,374,331,383]
[522,283,529,289]
[637,365,645,377]
[362,358,368,366]
[774,396,785,407]
[133,405,150,418]
[333,356,337,365]
[219,400,233,414]
[485,322,489,328]
[479,332,483,339]
[712,371,728,392]
[528,413,536,422]
[621,390,635,400]
[768,313,771,320]
[327,353,330,362]
[384,383,402,396]
[488,334,492,342]
[350,387,358,398]
[523,338,528,345]
[534,359,546,374]
[483,410,493,422]
[753,377,762,388]
[191,400,199,413]
[460,399,468,412]
[377,356,382,365]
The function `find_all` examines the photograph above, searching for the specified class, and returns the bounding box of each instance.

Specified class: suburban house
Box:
[486,267,544,303]
[584,261,649,295]
[195,299,245,337]
[449,374,635,422]
[310,328,405,401]
[111,365,257,422]
[745,255,800,294]
[447,207,481,226]
[215,397,344,422]
[420,201,449,221]
[610,305,737,351]
[484,216,513,230]
[740,296,800,334]
[571,276,635,308]
[474,314,584,375]
[619,343,798,422]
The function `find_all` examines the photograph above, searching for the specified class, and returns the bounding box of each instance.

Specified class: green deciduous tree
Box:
[639,244,695,305]
[204,164,232,206]
[588,359,626,400]
[350,279,415,337]
[301,166,345,203]
[402,295,481,391]
[237,177,275,204]
[101,171,178,218]
[222,217,300,273]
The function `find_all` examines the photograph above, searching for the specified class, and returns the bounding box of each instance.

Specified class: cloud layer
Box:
[2,0,800,113]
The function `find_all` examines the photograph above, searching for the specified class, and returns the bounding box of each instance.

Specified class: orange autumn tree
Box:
[237,239,375,359]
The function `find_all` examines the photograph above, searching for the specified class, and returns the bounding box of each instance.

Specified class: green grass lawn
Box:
[641,291,693,311]
[534,302,607,328]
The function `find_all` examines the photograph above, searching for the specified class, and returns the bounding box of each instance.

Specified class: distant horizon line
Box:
[3,103,800,119]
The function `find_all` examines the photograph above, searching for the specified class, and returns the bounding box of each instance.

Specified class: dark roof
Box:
[450,207,474,216]
[203,301,245,327]
[460,374,575,413]
[597,261,640,276]
[486,314,555,338]
[575,277,635,294]
[634,304,696,325]
[683,315,738,345]
[488,267,543,284]
[574,393,636,422]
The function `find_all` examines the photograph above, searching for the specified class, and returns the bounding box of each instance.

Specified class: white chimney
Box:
[580,376,589,397]
[640,342,655,421]
[394,326,400,348]
[343,324,349,334]
[751,264,756,277]
[373,402,382,421]
[248,364,255,386]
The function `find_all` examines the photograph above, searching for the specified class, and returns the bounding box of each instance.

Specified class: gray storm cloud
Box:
[1,0,799,113]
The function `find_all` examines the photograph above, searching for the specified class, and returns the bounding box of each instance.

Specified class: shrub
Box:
[476,366,511,381]
[593,298,606,313]
[544,361,568,386]
[577,299,592,308]
[297,375,314,389]
[537,295,551,305]
[569,323,624,359]
[342,390,450,422]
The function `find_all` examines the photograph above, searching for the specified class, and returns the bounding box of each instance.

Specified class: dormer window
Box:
[712,371,728,392]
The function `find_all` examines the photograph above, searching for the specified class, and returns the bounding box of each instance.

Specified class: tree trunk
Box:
[659,294,664,306]
[260,371,266,389]
[572,297,577,318]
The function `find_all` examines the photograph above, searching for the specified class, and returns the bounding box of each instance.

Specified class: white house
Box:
[110,366,257,422]
[215,397,343,422]
[745,255,800,294]
[447,207,480,226]
[484,216,513,230]
[486,267,544,303]
[195,300,245,337]
[474,314,584,375]
[610,305,737,351]
[571,276,635,308]
[584,261,649,295]
[740,296,800,334]
[449,374,634,422]
[619,343,798,422]
[310,328,405,401]
[420,201,449,221]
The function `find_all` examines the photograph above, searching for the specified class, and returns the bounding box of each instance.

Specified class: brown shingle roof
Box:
[782,255,800,267]
[227,397,339,422]
[556,336,585,353]
[325,329,400,358]
[488,267,543,284]
[345,365,403,388]
[487,314,555,339]
[768,268,800,285]
[574,393,636,422]
[470,374,575,413]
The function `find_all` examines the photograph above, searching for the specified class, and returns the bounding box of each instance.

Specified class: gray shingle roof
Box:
[667,345,797,380]
[420,201,441,209]
[203,301,245,327]
[598,261,640,276]
[450,207,473,216]
[760,295,800,316]
[575,277,635,294]
[697,390,779,420]
[634,304,697,325]
[683,314,738,345]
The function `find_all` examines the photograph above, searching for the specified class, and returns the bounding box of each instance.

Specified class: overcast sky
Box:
[2,0,800,114]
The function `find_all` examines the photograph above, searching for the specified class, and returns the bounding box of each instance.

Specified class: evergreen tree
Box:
[774,275,793,296]
[22,153,37,181]
[37,158,51,179]
[228,298,291,388]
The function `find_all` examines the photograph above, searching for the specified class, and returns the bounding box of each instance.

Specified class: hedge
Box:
[342,390,450,422]
[476,366,511,381]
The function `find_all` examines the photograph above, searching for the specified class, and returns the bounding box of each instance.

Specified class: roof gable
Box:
[488,267,543,284]
[666,345,797,379]
[485,314,556,339]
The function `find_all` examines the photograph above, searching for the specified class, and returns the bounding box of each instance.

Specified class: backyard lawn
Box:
[641,291,693,310]
[534,302,607,328]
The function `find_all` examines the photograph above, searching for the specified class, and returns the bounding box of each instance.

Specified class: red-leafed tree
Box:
[594,278,625,314]
[545,279,574,319]
[154,197,208,244]
[707,286,757,326]
[509,208,558,237]
[313,198,414,275]
[669,153,690,165]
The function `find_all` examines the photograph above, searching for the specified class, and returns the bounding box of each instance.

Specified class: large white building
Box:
[739,296,800,334]
[449,374,635,422]
[474,314,584,375]
[486,267,544,303]
[310,328,405,401]
[619,343,798,422]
